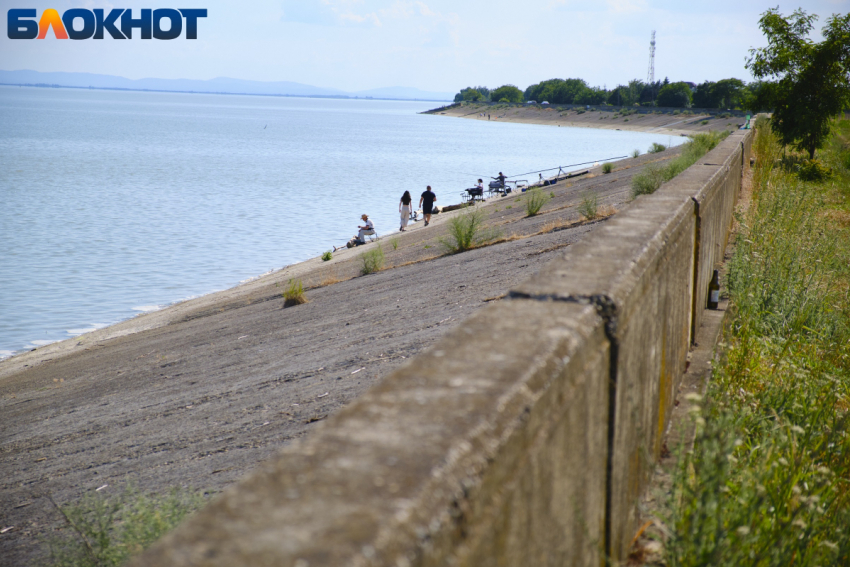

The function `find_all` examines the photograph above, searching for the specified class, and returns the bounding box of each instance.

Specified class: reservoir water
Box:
[0,86,683,358]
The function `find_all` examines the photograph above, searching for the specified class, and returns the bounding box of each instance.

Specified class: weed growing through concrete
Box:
[321,251,332,262]
[524,187,551,217]
[648,142,667,153]
[664,120,850,566]
[633,149,641,158]
[632,131,730,198]
[283,279,307,307]
[42,485,207,567]
[602,163,614,174]
[439,208,500,253]
[390,238,399,251]
[577,192,599,220]
[360,246,384,275]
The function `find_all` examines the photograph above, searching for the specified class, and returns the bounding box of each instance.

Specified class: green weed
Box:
[633,149,641,158]
[42,486,207,567]
[321,250,332,262]
[360,247,384,275]
[632,131,730,197]
[390,238,399,250]
[577,192,599,220]
[439,209,500,253]
[602,163,613,174]
[649,142,667,153]
[283,278,307,307]
[524,187,551,217]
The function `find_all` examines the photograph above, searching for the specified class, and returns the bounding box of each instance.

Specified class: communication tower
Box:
[647,30,656,85]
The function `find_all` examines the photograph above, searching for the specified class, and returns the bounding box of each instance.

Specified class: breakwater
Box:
[133,128,753,566]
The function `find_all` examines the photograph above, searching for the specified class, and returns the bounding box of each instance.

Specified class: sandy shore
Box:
[0,146,685,565]
[425,101,747,136]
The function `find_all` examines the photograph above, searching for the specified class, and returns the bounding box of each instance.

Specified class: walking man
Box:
[419,186,437,227]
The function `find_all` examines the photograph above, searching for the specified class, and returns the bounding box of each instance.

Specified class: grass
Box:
[602,163,614,174]
[577,192,599,220]
[633,149,641,158]
[524,187,551,217]
[390,237,399,250]
[282,278,307,307]
[360,246,384,275]
[649,142,667,154]
[42,485,207,567]
[439,208,500,253]
[632,131,731,198]
[321,250,332,262]
[662,119,850,566]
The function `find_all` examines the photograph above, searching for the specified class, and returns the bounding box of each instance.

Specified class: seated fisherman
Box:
[357,214,375,243]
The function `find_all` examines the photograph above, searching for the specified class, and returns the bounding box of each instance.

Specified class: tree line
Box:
[454,77,770,111]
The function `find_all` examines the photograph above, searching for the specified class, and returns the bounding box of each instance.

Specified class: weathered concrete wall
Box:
[135,128,753,567]
[134,301,611,567]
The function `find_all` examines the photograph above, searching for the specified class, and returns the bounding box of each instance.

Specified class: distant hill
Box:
[0,70,454,101]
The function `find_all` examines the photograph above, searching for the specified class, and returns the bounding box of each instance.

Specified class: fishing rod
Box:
[506,156,628,179]
[454,155,628,180]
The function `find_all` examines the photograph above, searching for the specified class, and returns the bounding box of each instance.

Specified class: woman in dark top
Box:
[399,190,412,231]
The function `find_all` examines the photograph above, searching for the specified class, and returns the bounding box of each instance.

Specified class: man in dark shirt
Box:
[419,186,437,227]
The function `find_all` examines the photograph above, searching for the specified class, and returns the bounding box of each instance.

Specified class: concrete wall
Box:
[134,129,753,567]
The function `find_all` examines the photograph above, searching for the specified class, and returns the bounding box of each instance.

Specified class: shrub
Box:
[796,159,833,181]
[43,486,207,567]
[524,187,551,217]
[649,142,667,153]
[321,251,332,261]
[283,278,307,307]
[577,192,599,220]
[631,131,730,198]
[439,209,500,253]
[360,247,384,275]
[632,149,641,158]
[602,163,614,174]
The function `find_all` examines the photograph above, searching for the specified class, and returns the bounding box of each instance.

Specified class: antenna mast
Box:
[647,30,656,85]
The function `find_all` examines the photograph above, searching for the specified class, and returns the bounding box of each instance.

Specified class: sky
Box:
[1,0,846,93]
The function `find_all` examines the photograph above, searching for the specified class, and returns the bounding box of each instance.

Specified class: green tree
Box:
[490,84,524,103]
[454,86,490,103]
[746,8,850,159]
[692,81,717,108]
[657,82,693,107]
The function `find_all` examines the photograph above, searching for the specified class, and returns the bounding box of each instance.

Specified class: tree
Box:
[657,82,692,107]
[746,8,850,159]
[490,84,524,103]
[453,86,490,103]
[692,81,717,108]
[693,79,746,109]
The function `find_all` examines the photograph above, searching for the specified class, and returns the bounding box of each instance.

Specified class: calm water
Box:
[0,86,682,358]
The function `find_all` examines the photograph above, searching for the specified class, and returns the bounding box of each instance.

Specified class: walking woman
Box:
[399,190,412,231]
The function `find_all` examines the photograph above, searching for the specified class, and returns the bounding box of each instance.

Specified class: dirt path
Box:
[0,148,684,566]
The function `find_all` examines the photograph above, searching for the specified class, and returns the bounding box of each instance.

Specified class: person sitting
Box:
[357,214,375,243]
[468,179,484,200]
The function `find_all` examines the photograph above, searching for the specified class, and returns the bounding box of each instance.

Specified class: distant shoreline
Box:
[0,82,452,103]
[423,101,748,136]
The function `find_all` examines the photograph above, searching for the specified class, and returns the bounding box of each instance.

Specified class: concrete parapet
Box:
[511,190,697,561]
[133,300,610,567]
[137,128,753,566]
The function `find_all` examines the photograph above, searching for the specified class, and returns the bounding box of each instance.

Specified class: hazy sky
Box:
[1,0,845,93]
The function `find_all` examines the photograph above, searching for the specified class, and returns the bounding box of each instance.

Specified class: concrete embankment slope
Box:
[134,130,752,566]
